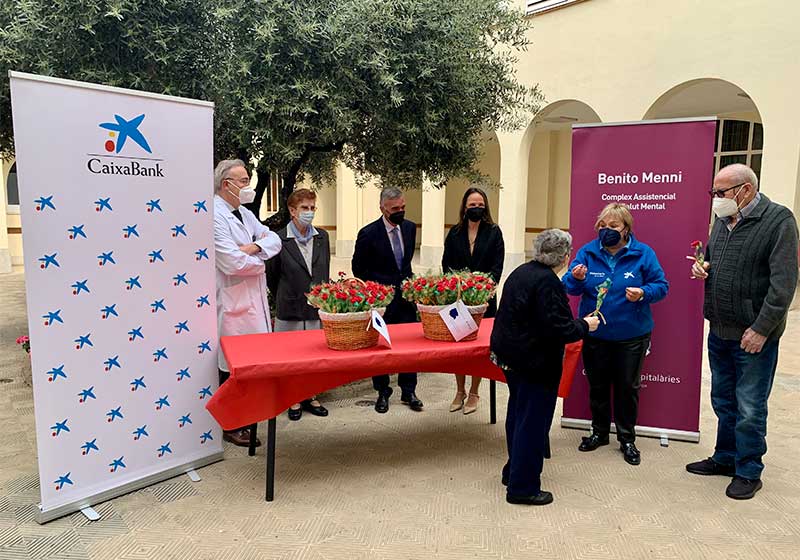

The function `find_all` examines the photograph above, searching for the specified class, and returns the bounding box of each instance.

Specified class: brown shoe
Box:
[223,429,261,448]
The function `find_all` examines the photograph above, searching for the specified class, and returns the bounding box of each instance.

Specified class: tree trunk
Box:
[264,171,296,231]
[244,157,270,218]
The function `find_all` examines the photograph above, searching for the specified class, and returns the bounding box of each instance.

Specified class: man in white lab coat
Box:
[213,159,282,446]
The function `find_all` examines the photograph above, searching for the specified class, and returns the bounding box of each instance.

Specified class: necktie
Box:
[389,227,404,270]
[231,208,244,223]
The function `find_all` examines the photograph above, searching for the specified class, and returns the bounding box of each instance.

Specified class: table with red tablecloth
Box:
[206,319,505,500]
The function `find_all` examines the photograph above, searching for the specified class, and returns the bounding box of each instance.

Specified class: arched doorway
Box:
[525,100,601,258]
[644,79,763,180]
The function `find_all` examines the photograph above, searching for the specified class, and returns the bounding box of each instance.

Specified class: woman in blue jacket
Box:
[562,203,668,466]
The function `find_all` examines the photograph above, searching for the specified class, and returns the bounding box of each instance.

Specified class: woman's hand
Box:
[584,315,600,332]
[571,264,588,281]
[625,287,644,302]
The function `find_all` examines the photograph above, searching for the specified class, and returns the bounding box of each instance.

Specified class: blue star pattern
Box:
[72,280,90,295]
[47,365,67,383]
[68,225,87,239]
[94,198,113,212]
[43,309,63,326]
[21,130,220,509]
[35,195,56,211]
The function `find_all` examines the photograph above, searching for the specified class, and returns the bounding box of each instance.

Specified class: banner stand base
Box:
[79,506,100,522]
[186,469,202,482]
[561,418,699,444]
[36,452,223,524]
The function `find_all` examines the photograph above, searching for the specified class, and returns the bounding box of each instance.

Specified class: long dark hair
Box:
[457,186,495,229]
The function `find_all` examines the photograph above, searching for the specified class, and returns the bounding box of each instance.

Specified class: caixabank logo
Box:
[87,114,165,177]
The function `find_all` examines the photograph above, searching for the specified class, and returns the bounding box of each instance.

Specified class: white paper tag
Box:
[438,300,478,341]
[369,309,391,346]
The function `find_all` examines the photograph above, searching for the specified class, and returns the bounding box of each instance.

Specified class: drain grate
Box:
[354,400,375,407]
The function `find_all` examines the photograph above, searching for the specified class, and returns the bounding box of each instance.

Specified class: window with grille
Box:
[713,119,763,180]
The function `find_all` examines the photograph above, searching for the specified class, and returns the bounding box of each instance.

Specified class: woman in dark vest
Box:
[442,187,504,415]
[266,189,330,421]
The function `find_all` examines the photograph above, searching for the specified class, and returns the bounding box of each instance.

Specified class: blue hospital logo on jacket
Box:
[563,234,669,341]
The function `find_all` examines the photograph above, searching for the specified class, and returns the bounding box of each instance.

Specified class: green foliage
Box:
[1,0,541,200]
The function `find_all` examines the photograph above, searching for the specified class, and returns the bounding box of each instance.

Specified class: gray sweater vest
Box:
[703,195,798,341]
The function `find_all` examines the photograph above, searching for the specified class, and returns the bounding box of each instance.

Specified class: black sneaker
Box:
[506,491,553,506]
[686,457,735,477]
[726,476,762,500]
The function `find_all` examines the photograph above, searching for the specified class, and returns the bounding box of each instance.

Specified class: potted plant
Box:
[402,271,496,341]
[16,335,32,386]
[306,273,395,350]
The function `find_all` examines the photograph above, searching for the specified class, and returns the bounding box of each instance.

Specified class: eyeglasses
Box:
[709,182,745,198]
[224,177,251,187]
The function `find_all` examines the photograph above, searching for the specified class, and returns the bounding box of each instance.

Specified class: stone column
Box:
[419,181,446,272]
[335,162,359,259]
[497,131,529,277]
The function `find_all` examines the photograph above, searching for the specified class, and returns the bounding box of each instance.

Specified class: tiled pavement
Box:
[1,269,799,559]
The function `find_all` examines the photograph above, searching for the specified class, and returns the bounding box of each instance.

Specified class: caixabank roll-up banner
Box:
[563,118,716,442]
[9,72,223,522]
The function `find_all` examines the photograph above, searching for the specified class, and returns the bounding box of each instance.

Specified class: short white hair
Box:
[718,163,759,191]
[214,159,247,192]
[532,229,572,267]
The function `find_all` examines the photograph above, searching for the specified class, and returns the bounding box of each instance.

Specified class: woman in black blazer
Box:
[490,229,599,505]
[442,187,504,415]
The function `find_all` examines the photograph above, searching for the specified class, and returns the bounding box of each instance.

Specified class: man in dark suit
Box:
[352,187,423,413]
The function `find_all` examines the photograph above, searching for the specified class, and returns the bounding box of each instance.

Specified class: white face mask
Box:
[712,185,744,218]
[227,179,255,205]
[712,197,738,218]
[237,187,256,205]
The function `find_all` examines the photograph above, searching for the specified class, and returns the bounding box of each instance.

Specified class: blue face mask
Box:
[599,228,622,248]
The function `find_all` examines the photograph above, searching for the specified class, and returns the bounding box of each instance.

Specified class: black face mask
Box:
[465,207,485,222]
[599,227,623,248]
[388,211,405,226]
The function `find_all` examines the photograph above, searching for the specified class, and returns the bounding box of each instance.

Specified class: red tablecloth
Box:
[206,319,504,430]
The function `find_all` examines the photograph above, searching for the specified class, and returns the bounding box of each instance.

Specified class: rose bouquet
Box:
[402,271,496,341]
[16,335,32,387]
[306,273,394,314]
[16,335,30,354]
[306,273,394,350]
[401,271,496,307]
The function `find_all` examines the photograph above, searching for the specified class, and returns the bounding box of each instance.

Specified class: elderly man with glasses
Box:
[687,163,798,499]
[213,159,282,447]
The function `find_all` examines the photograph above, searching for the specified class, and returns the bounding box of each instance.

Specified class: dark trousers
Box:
[219,368,245,432]
[503,369,558,497]
[373,373,417,395]
[582,333,650,443]
[708,332,779,480]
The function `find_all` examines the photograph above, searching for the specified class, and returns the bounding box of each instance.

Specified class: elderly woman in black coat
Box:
[490,229,599,505]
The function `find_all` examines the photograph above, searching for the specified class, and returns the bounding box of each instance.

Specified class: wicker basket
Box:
[318,308,386,351]
[417,303,488,342]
